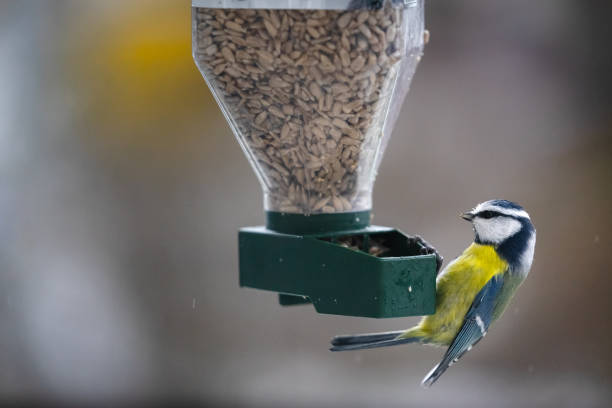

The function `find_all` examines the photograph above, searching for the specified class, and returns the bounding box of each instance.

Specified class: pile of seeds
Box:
[336,235,391,257]
[194,2,405,213]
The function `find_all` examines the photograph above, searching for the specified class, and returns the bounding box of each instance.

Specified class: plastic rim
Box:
[192,0,415,10]
[266,211,371,235]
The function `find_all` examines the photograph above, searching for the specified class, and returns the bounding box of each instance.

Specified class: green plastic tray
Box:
[238,211,441,318]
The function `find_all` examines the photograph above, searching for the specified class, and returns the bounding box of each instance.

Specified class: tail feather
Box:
[330,336,421,351]
[331,330,405,347]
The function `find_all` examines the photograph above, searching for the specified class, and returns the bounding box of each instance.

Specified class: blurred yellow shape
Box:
[67,1,220,157]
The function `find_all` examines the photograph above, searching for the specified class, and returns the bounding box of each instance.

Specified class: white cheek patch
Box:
[474,217,522,244]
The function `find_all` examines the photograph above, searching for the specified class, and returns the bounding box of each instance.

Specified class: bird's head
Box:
[461,199,534,246]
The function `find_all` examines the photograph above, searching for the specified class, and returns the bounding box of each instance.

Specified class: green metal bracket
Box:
[238,211,442,318]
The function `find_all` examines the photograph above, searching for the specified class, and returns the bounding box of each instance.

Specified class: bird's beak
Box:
[461,211,475,221]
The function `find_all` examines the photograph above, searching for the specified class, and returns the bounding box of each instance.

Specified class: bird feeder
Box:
[192,0,441,318]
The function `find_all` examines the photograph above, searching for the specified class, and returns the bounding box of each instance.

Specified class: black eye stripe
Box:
[478,210,500,219]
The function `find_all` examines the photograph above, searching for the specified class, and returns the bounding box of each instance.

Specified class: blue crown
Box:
[485,199,524,211]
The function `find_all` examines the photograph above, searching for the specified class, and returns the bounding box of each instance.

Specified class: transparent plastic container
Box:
[193,0,424,214]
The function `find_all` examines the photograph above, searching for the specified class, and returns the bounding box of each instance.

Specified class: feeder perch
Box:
[192,0,441,317]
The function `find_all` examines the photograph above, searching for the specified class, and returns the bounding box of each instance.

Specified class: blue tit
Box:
[330,199,536,387]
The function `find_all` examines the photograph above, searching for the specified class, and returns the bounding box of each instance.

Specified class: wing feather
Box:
[422,273,505,387]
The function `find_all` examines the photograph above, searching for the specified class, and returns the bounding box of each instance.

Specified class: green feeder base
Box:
[239,211,442,318]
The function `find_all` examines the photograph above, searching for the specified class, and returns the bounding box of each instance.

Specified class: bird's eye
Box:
[479,211,497,219]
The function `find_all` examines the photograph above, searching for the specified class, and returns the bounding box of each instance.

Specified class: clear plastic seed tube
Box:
[193,0,424,214]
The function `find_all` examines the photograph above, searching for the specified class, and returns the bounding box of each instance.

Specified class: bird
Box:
[330,199,536,387]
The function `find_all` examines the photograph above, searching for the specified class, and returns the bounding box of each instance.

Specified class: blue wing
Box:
[422,274,505,387]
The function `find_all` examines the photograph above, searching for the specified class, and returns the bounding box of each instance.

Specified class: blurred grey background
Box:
[1,0,611,406]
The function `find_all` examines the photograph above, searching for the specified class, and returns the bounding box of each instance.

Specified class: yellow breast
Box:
[410,243,508,346]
